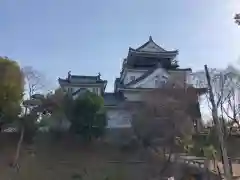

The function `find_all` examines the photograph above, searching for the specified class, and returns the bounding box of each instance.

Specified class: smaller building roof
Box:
[103,92,125,106]
[71,75,99,80]
[58,77,106,84]
[103,92,145,109]
[58,72,107,87]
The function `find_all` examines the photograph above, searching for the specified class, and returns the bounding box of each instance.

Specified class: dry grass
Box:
[0,133,223,180]
[0,133,170,180]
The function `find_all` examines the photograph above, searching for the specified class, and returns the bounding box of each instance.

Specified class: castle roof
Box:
[103,92,125,107]
[58,72,107,86]
[125,36,179,69]
[128,36,178,56]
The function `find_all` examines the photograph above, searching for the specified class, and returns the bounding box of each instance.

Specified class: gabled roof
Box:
[58,77,106,85]
[58,73,107,87]
[67,75,100,82]
[136,36,166,52]
[129,36,178,55]
[71,75,99,81]
[128,48,178,57]
[103,92,125,106]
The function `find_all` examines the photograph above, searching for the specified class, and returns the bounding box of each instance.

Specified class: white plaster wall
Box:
[123,91,143,101]
[106,109,132,128]
[186,71,194,85]
[123,71,145,85]
[65,86,101,95]
[130,68,169,88]
[63,86,101,100]
[71,87,86,93]
[97,88,101,95]
[136,77,156,88]
[64,86,89,93]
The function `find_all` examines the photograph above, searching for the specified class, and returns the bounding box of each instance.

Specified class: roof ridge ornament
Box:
[67,71,71,82]
[98,72,101,80]
[149,36,153,41]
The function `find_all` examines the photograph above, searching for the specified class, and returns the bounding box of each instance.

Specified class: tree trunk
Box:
[0,113,5,132]
[217,164,222,180]
[204,65,232,180]
[159,147,172,175]
[0,122,3,132]
[12,125,24,171]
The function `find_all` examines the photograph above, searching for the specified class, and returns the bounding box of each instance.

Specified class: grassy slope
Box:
[0,133,165,180]
[0,133,223,180]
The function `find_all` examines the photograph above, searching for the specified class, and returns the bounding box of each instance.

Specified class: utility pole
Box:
[204,65,232,180]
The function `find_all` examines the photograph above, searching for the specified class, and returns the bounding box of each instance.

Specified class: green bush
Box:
[69,91,107,141]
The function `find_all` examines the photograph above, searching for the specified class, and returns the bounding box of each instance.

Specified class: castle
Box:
[58,36,204,130]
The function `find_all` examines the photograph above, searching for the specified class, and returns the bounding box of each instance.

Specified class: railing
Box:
[181,158,205,169]
[151,148,240,178]
[167,153,206,169]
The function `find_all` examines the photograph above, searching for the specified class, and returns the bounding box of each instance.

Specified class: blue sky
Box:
[0,0,240,92]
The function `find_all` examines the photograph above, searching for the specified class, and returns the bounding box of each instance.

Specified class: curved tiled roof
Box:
[58,78,106,84]
[128,48,178,57]
[58,74,107,87]
[103,92,125,106]
[136,36,166,52]
[129,36,178,55]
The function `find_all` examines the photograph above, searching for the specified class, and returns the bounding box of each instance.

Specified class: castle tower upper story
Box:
[115,36,192,93]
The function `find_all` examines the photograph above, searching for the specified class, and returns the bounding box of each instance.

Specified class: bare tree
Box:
[221,73,240,132]
[191,65,240,132]
[191,68,225,111]
[9,66,45,173]
[234,13,240,26]
[22,66,45,99]
[205,65,232,180]
[10,99,41,173]
[128,84,199,177]
[190,66,237,180]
